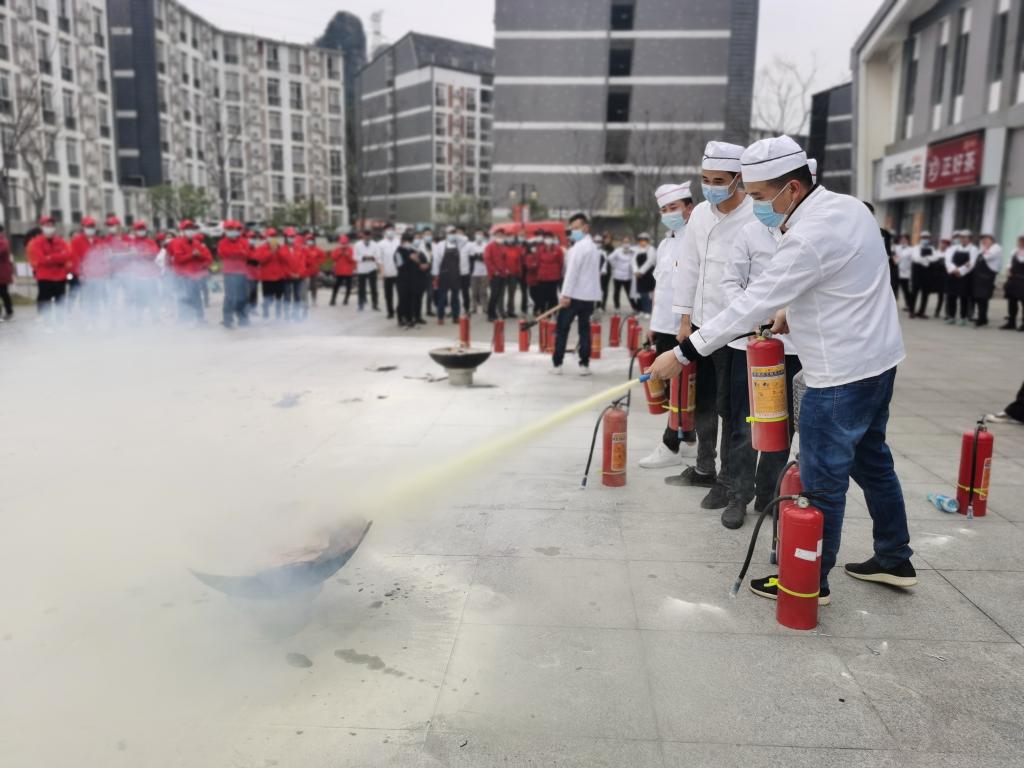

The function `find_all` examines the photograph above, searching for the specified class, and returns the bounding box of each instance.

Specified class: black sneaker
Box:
[701,483,729,510]
[665,465,717,488]
[844,557,918,587]
[721,500,746,529]
[753,494,772,514]
[749,574,831,606]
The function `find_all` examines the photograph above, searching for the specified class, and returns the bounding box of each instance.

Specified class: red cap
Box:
[283,227,297,237]
[195,232,206,241]
[224,219,242,230]
[106,215,121,227]
[264,227,278,237]
[133,221,148,231]
[39,215,55,225]
[339,235,349,244]
[179,219,195,230]
[81,216,96,227]
[155,232,167,242]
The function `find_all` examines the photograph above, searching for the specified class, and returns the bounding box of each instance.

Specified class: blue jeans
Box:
[798,367,912,590]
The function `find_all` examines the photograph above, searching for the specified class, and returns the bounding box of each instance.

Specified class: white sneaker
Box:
[579,366,593,377]
[638,442,683,469]
[550,366,563,376]
[985,411,1020,424]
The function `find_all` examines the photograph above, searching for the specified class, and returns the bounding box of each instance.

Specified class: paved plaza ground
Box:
[1,295,1023,767]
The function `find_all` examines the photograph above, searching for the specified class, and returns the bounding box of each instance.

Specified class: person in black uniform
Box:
[434,231,463,323]
[944,230,978,326]
[972,234,1002,327]
[394,230,423,329]
[930,236,952,317]
[909,230,939,318]
[1001,235,1024,330]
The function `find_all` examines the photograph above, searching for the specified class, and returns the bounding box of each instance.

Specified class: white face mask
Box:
[136,230,148,238]
[475,234,485,243]
[385,230,395,239]
[494,237,505,245]
[184,230,197,238]
[84,227,96,237]
[250,239,264,248]
[42,226,56,237]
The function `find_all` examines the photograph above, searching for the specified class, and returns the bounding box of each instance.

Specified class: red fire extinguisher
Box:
[772,462,803,565]
[775,493,824,630]
[543,320,556,353]
[667,362,696,433]
[746,336,790,452]
[626,318,641,353]
[602,405,628,487]
[459,316,470,347]
[957,419,993,518]
[609,315,622,347]
[637,347,667,415]
[590,321,602,359]
[518,319,530,352]
[493,318,505,353]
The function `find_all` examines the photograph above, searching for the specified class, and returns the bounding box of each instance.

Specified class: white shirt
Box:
[561,234,602,301]
[431,239,470,277]
[465,241,488,276]
[608,246,634,280]
[354,241,380,275]
[944,243,979,276]
[721,221,795,353]
[651,232,683,334]
[689,186,905,389]
[378,237,400,277]
[978,243,1003,273]
[895,244,913,279]
[672,195,757,327]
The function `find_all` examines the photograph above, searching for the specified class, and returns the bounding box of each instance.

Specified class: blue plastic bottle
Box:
[927,493,959,514]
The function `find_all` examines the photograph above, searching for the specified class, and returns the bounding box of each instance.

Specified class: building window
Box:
[99,103,110,137]
[270,144,284,171]
[40,83,55,124]
[610,2,635,31]
[901,36,917,139]
[225,72,240,101]
[101,149,113,182]
[292,146,305,173]
[291,113,304,141]
[37,30,52,74]
[65,138,79,176]
[59,40,73,82]
[989,2,1009,111]
[466,89,477,111]
[330,179,344,205]
[328,87,342,115]
[435,84,447,107]
[609,44,633,77]
[267,78,280,107]
[466,116,476,140]
[159,119,168,151]
[69,184,81,221]
[435,170,446,193]
[104,189,115,216]
[607,89,630,122]
[329,118,342,144]
[93,7,105,46]
[272,175,285,202]
[289,49,302,75]
[0,74,11,115]
[268,111,282,140]
[228,142,243,168]
[435,112,446,136]
[329,149,342,175]
[230,172,244,201]
[435,141,446,164]
[950,8,971,123]
[327,55,340,79]
[292,176,305,199]
[289,81,303,110]
[224,36,239,65]
[266,44,279,71]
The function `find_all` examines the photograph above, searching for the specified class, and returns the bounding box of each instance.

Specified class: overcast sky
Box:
[196,0,884,92]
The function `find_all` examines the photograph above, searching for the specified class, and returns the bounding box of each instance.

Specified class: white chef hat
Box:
[637,232,652,241]
[655,182,692,206]
[920,230,932,238]
[701,141,744,173]
[808,158,818,183]
[741,136,809,183]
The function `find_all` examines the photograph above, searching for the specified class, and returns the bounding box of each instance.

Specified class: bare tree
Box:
[206,121,261,221]
[559,129,608,219]
[753,55,818,136]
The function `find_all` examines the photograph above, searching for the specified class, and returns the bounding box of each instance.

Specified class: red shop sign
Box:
[925,132,984,191]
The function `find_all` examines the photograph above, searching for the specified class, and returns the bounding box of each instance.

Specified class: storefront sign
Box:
[925,132,984,191]
[878,146,926,200]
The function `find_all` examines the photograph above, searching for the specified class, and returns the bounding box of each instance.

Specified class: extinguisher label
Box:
[611,432,627,472]
[980,458,991,496]
[644,369,665,398]
[751,364,787,420]
[686,372,696,412]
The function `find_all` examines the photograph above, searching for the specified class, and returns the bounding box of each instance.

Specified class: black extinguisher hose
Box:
[581,397,626,488]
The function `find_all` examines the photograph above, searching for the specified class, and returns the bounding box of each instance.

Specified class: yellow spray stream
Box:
[355,377,645,515]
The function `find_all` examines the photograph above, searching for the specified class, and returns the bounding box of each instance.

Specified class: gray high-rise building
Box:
[492,0,758,221]
[355,33,494,225]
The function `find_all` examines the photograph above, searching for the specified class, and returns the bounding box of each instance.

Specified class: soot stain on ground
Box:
[274,392,304,408]
[334,649,407,678]
[534,546,561,556]
[286,652,313,668]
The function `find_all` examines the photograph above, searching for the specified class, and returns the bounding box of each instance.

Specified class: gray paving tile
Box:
[621,509,754,562]
[364,508,491,557]
[433,624,658,740]
[478,508,626,559]
[464,556,635,629]
[908,518,1024,571]
[662,743,900,767]
[817,570,1012,642]
[211,725,426,768]
[422,729,664,768]
[940,570,1024,643]
[643,632,893,749]
[833,638,1024,756]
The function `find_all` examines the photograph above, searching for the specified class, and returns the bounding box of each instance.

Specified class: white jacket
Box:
[651,233,682,334]
[895,245,913,279]
[354,241,380,275]
[911,242,943,266]
[672,195,756,327]
[561,235,602,301]
[608,246,634,280]
[944,244,978,276]
[379,237,400,277]
[690,186,905,388]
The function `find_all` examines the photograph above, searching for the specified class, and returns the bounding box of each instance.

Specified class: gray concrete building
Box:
[807,82,853,194]
[491,0,759,221]
[356,33,494,225]
[854,0,1023,246]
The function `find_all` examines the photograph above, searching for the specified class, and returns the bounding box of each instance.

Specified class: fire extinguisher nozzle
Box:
[638,373,651,383]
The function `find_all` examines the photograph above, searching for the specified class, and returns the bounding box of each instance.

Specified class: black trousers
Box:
[487,276,506,319]
[330,275,353,305]
[975,297,990,324]
[262,280,285,318]
[357,272,378,308]
[898,278,912,311]
[0,283,13,316]
[728,348,801,505]
[691,325,732,483]
[612,278,633,310]
[946,281,970,320]
[600,273,610,310]
[383,276,396,316]
[654,332,696,450]
[1009,297,1022,324]
[552,298,593,367]
[396,275,418,325]
[534,280,559,314]
[37,280,67,312]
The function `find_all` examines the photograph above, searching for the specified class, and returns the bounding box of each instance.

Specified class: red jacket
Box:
[483,241,507,278]
[537,245,564,282]
[0,234,12,285]
[168,236,212,279]
[331,245,355,276]
[28,235,72,282]
[305,245,326,278]
[217,236,251,276]
[122,236,160,278]
[255,244,291,282]
[524,249,540,287]
[70,233,106,278]
[505,244,524,277]
[285,243,305,279]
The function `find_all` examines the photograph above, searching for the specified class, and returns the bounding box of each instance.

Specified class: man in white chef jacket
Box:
[648,135,917,605]
[668,140,757,512]
[552,212,601,376]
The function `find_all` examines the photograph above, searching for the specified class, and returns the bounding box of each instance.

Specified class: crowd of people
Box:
[889,229,1024,329]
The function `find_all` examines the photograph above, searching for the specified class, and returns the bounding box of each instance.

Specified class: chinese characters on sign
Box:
[925,132,983,191]
[879,146,926,200]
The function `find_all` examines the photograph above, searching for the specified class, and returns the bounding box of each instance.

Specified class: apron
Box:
[947,250,971,297]
[911,246,931,293]
[1004,252,1024,301]
[438,245,461,290]
[971,255,997,300]
[635,251,655,293]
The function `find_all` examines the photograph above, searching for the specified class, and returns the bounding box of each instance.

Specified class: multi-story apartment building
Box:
[0,0,120,232]
[356,32,494,225]
[854,0,1022,247]
[491,0,759,220]
[807,82,853,194]
[108,0,348,229]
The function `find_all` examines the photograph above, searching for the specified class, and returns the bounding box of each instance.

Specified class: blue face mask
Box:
[701,178,736,206]
[569,229,585,242]
[661,211,685,231]
[752,184,794,229]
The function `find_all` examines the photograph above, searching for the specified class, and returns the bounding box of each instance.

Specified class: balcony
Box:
[38,58,52,75]
[225,54,239,65]
[42,109,56,125]
[226,89,240,101]
[97,77,108,93]
[103,170,113,182]
[185,147,193,158]
[100,124,110,138]
[181,72,189,85]
[328,103,341,115]
[293,162,306,173]
[289,63,302,75]
[51,209,62,222]
[61,67,73,82]
[193,77,200,89]
[268,96,280,107]
[64,116,76,130]
[269,128,282,140]
[71,211,82,223]
[68,163,80,177]
[183,109,191,121]
[289,98,303,111]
